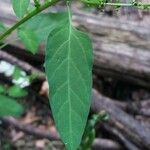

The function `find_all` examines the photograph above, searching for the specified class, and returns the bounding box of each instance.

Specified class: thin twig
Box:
[1,117,59,141]
[82,1,150,9]
[0,0,60,42]
[0,50,45,79]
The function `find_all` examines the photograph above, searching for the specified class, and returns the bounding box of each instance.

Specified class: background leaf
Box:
[0,22,7,34]
[0,95,23,117]
[8,85,28,98]
[18,28,39,54]
[45,18,93,150]
[11,0,30,18]
[0,85,5,94]
[21,12,67,43]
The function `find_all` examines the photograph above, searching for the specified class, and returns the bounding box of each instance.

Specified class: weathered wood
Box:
[73,11,150,88]
[92,89,150,150]
[0,0,150,87]
[103,124,141,150]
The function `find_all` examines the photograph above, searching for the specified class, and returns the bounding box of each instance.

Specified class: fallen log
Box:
[92,89,150,150]
[0,1,150,88]
[103,124,141,150]
[73,10,150,88]
[113,99,150,118]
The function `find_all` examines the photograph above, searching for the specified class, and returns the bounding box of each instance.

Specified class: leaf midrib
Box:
[67,18,73,148]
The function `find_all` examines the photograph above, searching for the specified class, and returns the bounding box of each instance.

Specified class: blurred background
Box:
[0,0,150,150]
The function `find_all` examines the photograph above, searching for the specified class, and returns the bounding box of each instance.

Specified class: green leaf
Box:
[21,12,67,43]
[0,95,23,117]
[0,22,7,34]
[45,14,93,150]
[0,85,5,94]
[8,85,28,98]
[11,0,30,18]
[18,28,39,54]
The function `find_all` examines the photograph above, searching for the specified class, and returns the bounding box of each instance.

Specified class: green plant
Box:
[79,111,109,150]
[0,0,149,150]
[0,94,23,117]
[0,65,28,117]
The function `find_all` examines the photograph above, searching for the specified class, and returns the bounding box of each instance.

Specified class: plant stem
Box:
[82,0,150,9]
[0,0,59,42]
[105,2,150,8]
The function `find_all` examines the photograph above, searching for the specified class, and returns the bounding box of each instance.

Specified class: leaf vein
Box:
[71,60,88,91]
[70,88,86,108]
[49,58,68,81]
[72,33,89,69]
[52,81,68,99]
[48,40,69,64]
